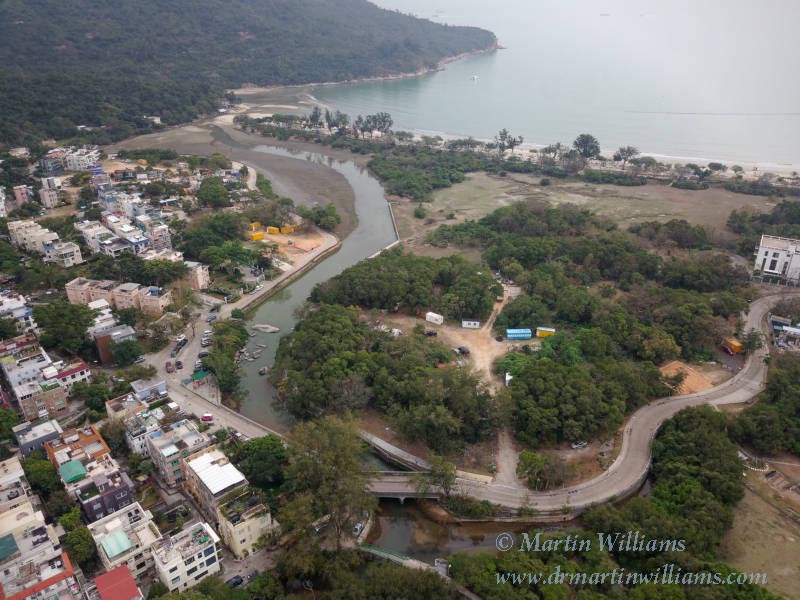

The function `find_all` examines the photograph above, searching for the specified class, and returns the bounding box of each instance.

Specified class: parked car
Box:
[206,315,217,323]
[352,522,364,536]
[201,413,214,422]
[165,361,174,373]
[457,346,471,356]
[170,348,178,358]
[198,351,209,359]
[176,334,186,342]
[495,335,504,342]
[203,330,213,336]
[133,355,145,364]
[195,360,203,371]
[201,340,211,348]
[177,338,188,348]
[175,360,183,370]
[571,440,588,450]
[226,575,243,587]
[423,330,438,337]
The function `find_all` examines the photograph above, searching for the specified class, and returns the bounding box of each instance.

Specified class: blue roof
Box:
[506,329,532,334]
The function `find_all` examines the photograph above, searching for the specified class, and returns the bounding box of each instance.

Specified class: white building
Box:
[151,522,221,592]
[87,299,119,338]
[89,502,161,580]
[0,291,38,334]
[182,447,248,526]
[0,188,6,218]
[754,234,800,279]
[7,220,84,267]
[39,187,60,209]
[216,489,278,558]
[75,220,116,254]
[65,147,101,171]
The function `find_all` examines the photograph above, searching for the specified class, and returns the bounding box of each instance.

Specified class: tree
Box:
[573,133,601,159]
[413,454,456,498]
[45,489,76,518]
[613,145,639,170]
[111,339,144,367]
[71,382,110,412]
[308,105,322,128]
[234,434,286,490]
[59,506,82,531]
[32,302,95,355]
[147,582,169,600]
[284,416,376,550]
[64,526,98,571]
[516,450,567,490]
[22,453,63,495]
[196,176,229,208]
[113,306,141,327]
[741,328,763,354]
[494,128,523,160]
[100,420,128,457]
[0,317,18,339]
[0,407,19,440]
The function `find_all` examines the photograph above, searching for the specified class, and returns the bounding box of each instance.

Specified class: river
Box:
[309,0,800,168]
[236,145,398,426]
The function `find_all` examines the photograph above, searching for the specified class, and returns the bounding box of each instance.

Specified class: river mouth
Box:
[236,144,398,429]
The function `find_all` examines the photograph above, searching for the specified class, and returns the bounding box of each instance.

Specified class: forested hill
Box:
[0,0,495,145]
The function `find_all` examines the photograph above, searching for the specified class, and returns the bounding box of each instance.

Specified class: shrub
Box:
[671,179,709,190]
[413,206,427,219]
[540,178,551,186]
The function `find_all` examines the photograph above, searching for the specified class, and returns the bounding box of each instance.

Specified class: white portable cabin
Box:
[425,312,444,325]
[461,319,480,329]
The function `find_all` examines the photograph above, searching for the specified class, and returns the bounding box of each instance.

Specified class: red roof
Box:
[94,566,141,600]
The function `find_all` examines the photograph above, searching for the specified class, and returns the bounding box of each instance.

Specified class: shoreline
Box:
[232,40,501,96]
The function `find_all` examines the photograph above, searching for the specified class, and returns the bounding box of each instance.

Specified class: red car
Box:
[165,361,174,373]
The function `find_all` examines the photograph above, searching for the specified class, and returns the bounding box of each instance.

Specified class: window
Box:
[171,577,180,584]
[773,252,780,258]
[185,556,195,565]
[187,566,197,576]
[205,555,216,567]
[195,570,208,580]
[240,538,246,544]
[169,566,178,573]
[203,546,214,557]
[770,259,779,271]
[136,561,146,570]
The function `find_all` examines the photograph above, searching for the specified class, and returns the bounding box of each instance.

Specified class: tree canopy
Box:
[0,0,494,145]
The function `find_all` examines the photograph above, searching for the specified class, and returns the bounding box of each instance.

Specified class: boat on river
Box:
[258,366,268,375]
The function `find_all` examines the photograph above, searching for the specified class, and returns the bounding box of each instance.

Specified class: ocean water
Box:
[311,0,800,167]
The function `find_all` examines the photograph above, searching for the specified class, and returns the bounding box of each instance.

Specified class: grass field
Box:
[720,472,800,600]
[392,172,778,257]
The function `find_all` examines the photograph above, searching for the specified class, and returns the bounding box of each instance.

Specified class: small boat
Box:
[252,351,262,358]
[249,331,257,337]
[256,344,267,348]
[258,366,268,375]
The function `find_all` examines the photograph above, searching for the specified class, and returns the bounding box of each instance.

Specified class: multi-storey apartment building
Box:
[89,502,161,580]
[146,420,211,488]
[182,447,248,526]
[151,522,221,593]
[216,488,278,558]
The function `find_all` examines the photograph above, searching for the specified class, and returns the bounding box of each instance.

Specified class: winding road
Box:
[158,288,791,516]
[369,292,792,515]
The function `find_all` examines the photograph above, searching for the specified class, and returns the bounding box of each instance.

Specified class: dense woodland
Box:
[270,303,502,452]
[0,0,494,145]
[271,201,753,448]
[730,353,800,455]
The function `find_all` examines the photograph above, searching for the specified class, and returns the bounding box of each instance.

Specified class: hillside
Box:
[0,0,495,145]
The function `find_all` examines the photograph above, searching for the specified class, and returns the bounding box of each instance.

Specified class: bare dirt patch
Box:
[659,360,715,394]
[720,474,800,600]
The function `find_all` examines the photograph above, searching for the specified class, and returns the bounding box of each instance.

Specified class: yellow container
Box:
[266,226,280,235]
[249,231,265,241]
[280,226,294,234]
[249,222,261,231]
[136,159,148,166]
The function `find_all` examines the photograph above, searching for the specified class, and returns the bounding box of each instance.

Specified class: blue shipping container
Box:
[506,328,532,340]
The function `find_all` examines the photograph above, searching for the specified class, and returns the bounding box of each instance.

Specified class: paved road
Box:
[154,291,792,514]
[367,293,794,513]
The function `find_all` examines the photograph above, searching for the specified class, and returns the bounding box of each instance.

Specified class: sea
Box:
[310,0,800,168]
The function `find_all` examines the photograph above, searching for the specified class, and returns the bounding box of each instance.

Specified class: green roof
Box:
[100,529,133,559]
[59,460,87,483]
[0,533,18,561]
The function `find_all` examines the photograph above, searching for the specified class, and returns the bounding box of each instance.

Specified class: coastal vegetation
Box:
[0,0,495,145]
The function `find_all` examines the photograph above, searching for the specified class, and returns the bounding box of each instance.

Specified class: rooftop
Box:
[89,502,160,563]
[186,448,246,496]
[13,418,63,445]
[152,522,219,564]
[94,565,141,600]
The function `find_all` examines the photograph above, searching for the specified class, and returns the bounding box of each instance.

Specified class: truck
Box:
[722,338,743,355]
[506,328,532,340]
[425,311,444,325]
[536,327,556,338]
